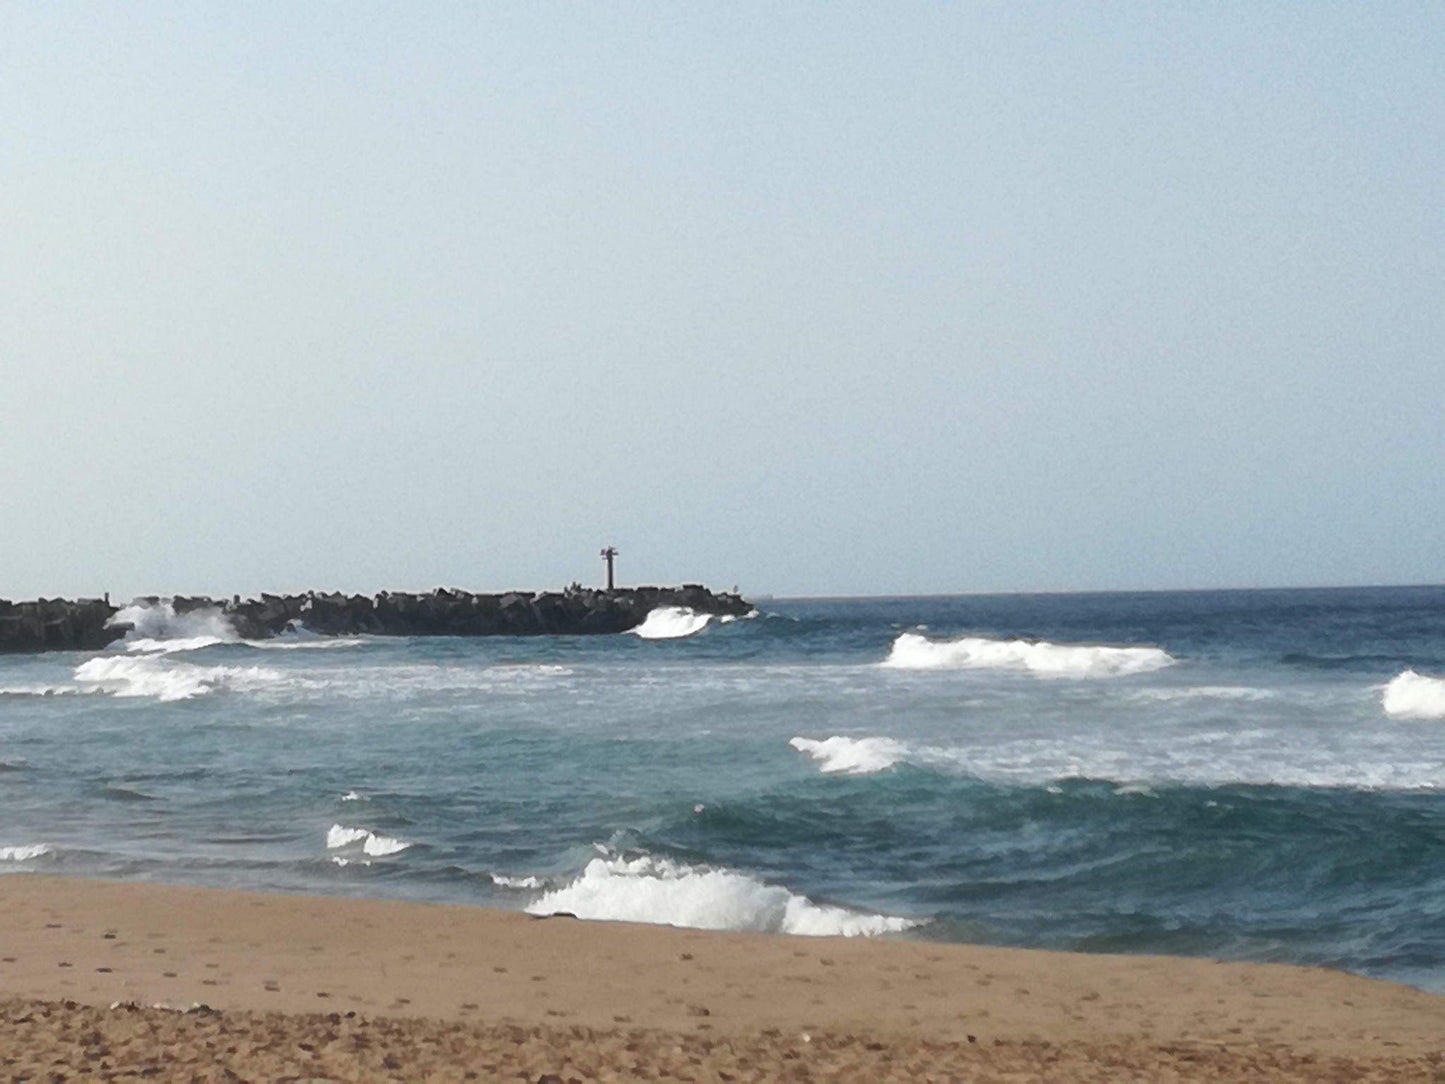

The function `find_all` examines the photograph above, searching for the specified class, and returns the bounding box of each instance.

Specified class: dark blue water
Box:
[2,586,1443,989]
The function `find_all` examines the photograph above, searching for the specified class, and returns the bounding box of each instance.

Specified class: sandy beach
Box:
[0,875,1440,1080]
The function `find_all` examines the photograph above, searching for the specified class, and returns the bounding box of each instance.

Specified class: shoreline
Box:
[2,874,1441,1080]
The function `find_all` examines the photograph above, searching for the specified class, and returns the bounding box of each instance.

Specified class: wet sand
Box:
[1,875,1442,1080]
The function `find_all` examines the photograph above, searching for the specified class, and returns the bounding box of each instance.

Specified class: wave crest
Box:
[789,735,906,775]
[326,823,412,857]
[73,655,281,701]
[882,631,1174,677]
[0,843,52,862]
[630,606,714,640]
[1383,670,1445,719]
[525,850,916,937]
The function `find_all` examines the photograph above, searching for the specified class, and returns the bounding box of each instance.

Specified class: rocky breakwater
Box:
[0,586,753,652]
[0,597,121,653]
[221,585,752,638]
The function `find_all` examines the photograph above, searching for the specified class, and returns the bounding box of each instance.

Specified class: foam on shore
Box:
[525,850,916,937]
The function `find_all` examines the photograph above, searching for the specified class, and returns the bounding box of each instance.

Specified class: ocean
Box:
[2,586,1443,991]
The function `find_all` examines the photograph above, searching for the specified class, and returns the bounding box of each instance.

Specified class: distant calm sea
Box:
[3,587,1444,991]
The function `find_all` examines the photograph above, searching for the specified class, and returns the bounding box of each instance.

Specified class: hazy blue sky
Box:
[2,5,1440,599]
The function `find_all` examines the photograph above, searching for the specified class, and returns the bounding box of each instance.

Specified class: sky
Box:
[1,4,1440,599]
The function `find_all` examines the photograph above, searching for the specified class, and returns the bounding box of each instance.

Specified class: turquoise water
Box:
[2,587,1444,990]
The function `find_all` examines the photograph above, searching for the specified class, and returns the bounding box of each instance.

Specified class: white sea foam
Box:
[247,631,365,651]
[326,825,370,848]
[786,722,1445,792]
[1129,685,1277,703]
[882,632,1174,677]
[490,873,545,890]
[126,635,231,654]
[363,835,410,857]
[113,602,366,653]
[525,851,916,937]
[326,823,411,857]
[789,736,907,775]
[340,791,366,802]
[260,662,575,702]
[0,843,52,861]
[1383,670,1445,719]
[112,602,239,653]
[631,606,713,640]
[72,655,281,701]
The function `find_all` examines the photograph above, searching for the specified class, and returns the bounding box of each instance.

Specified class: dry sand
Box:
[1,874,1442,1081]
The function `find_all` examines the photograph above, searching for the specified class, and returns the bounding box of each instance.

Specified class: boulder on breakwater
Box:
[0,586,753,652]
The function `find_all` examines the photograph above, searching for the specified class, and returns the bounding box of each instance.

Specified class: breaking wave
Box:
[326,823,412,857]
[72,655,281,701]
[630,606,714,640]
[525,850,917,937]
[0,843,53,861]
[112,601,239,653]
[1383,670,1445,719]
[789,735,907,775]
[247,636,365,651]
[786,731,1445,791]
[882,631,1174,677]
[112,601,363,653]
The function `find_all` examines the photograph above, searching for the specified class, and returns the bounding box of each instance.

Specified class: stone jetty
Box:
[0,586,753,653]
